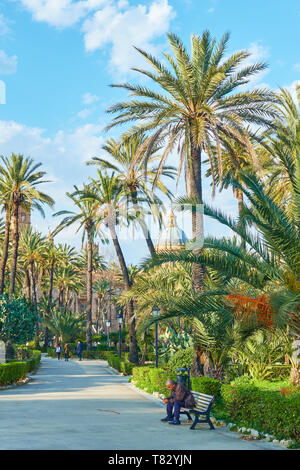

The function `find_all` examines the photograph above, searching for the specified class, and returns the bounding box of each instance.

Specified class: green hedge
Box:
[221,383,300,441]
[106,353,135,376]
[0,361,28,385]
[191,376,221,397]
[132,366,176,395]
[25,350,41,373]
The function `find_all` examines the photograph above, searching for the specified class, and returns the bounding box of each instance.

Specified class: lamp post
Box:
[117,307,123,358]
[152,306,160,368]
[106,319,111,351]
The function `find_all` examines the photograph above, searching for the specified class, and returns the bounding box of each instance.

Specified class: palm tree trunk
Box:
[25,269,31,299]
[44,260,55,348]
[189,133,211,376]
[109,222,139,364]
[86,229,93,350]
[0,204,11,294]
[139,221,156,257]
[9,200,20,297]
[29,261,39,348]
[237,187,246,250]
[189,134,205,294]
[131,192,156,257]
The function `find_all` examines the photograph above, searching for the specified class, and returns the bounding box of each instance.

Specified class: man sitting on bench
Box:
[161,379,195,425]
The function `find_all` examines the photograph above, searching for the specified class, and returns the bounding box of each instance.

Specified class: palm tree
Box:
[87,133,176,256]
[0,154,54,297]
[39,239,68,347]
[81,172,139,363]
[145,163,300,383]
[106,30,278,291]
[53,185,104,350]
[0,174,12,294]
[44,308,85,345]
[53,265,84,310]
[93,279,112,332]
[19,227,46,309]
[257,84,300,220]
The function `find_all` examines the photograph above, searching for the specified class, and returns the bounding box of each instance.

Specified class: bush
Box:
[25,350,41,373]
[106,353,135,376]
[0,361,28,385]
[221,383,300,441]
[191,376,221,397]
[167,347,194,373]
[132,366,176,395]
[82,350,98,359]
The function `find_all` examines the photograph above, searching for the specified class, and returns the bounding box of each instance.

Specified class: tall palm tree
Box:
[81,172,139,364]
[145,162,300,382]
[0,175,12,294]
[0,154,54,297]
[39,239,67,347]
[87,133,176,256]
[19,227,46,310]
[106,30,278,291]
[93,279,112,332]
[53,185,103,350]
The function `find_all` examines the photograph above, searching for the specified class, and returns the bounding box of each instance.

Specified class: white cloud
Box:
[236,41,270,90]
[77,107,92,119]
[293,63,300,72]
[19,0,107,28]
[17,0,175,76]
[0,14,11,36]
[0,119,106,245]
[0,50,18,75]
[82,0,175,75]
[82,92,99,105]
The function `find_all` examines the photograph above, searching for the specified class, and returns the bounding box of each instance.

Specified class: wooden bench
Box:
[180,391,215,430]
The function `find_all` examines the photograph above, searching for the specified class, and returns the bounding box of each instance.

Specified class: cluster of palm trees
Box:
[0,30,299,379]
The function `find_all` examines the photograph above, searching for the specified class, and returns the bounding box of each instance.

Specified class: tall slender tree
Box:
[81,172,139,364]
[53,185,104,350]
[87,133,176,256]
[106,31,278,292]
[0,154,54,297]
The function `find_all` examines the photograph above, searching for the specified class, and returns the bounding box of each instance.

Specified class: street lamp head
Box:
[152,306,160,318]
[106,320,111,328]
[117,305,123,324]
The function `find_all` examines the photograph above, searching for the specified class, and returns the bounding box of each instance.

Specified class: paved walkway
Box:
[0,356,282,450]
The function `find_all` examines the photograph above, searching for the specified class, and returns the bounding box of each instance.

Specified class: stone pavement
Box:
[0,356,283,450]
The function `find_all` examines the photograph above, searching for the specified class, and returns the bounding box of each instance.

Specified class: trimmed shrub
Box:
[25,350,41,373]
[191,376,221,397]
[221,383,300,441]
[82,350,98,359]
[132,366,176,395]
[0,361,28,385]
[167,347,194,373]
[106,353,135,376]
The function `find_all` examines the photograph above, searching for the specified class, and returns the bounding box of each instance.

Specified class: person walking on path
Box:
[161,379,195,425]
[76,341,84,361]
[64,343,70,361]
[56,344,61,360]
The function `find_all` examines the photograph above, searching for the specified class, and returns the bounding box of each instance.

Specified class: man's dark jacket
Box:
[167,383,195,408]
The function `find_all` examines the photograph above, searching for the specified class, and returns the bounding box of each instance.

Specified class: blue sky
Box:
[0,0,299,264]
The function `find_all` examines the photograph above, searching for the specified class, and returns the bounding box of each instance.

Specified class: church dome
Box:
[155,209,187,252]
